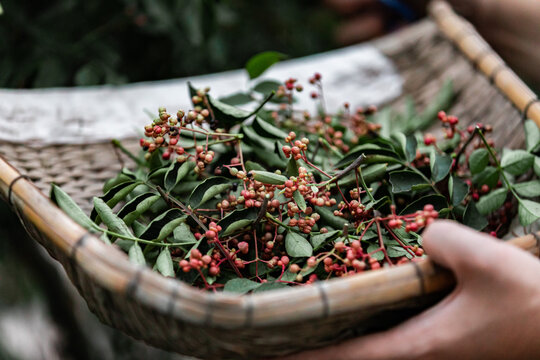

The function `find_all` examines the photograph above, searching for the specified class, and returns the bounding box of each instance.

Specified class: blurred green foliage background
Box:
[0,0,337,88]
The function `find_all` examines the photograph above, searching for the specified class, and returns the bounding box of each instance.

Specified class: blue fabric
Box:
[379,0,418,21]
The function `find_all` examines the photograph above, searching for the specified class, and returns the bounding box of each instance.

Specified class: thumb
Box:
[421,220,502,278]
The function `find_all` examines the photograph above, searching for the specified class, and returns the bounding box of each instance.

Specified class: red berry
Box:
[290,264,301,273]
[238,241,249,254]
[424,134,436,146]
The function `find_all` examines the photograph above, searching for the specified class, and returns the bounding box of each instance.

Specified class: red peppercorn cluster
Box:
[178,248,221,277]
[139,105,222,169]
[282,131,309,160]
[130,79,516,291]
[276,78,304,99]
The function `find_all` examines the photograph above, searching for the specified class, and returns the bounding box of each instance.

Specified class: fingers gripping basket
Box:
[1,2,540,359]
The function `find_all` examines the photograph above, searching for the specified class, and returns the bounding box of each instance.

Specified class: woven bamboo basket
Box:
[1,2,540,359]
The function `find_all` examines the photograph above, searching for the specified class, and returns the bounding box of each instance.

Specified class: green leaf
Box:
[391,133,417,163]
[469,148,489,175]
[139,209,186,241]
[519,200,540,226]
[224,278,261,294]
[251,170,288,185]
[189,177,232,208]
[366,244,385,261]
[50,184,95,231]
[430,151,453,182]
[532,157,540,178]
[253,80,281,95]
[245,161,265,172]
[387,246,412,259]
[132,221,146,238]
[252,281,288,293]
[514,180,540,198]
[207,95,251,127]
[245,51,287,79]
[476,188,507,215]
[311,230,340,250]
[93,197,132,237]
[389,170,430,193]
[75,63,101,86]
[91,181,141,222]
[100,233,112,245]
[187,81,198,99]
[252,116,288,139]
[400,194,448,215]
[172,222,197,244]
[286,157,299,177]
[449,176,469,206]
[218,208,258,236]
[363,163,388,184]
[524,119,540,152]
[501,150,534,176]
[337,163,388,189]
[155,248,175,277]
[335,144,398,168]
[208,90,275,128]
[103,171,136,193]
[128,243,146,266]
[218,92,254,106]
[241,124,275,151]
[293,190,307,212]
[315,206,348,229]
[405,80,454,133]
[285,232,313,257]
[405,135,418,163]
[222,219,254,236]
[147,167,168,182]
[117,193,160,226]
[463,202,488,230]
[365,196,391,211]
[473,167,499,189]
[165,161,196,192]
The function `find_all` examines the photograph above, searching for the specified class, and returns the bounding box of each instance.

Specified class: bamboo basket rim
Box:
[1,0,540,331]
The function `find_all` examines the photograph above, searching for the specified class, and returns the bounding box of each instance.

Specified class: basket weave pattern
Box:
[1,3,540,359]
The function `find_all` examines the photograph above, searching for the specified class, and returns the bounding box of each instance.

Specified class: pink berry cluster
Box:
[282,131,309,160]
[178,248,221,277]
[387,204,439,233]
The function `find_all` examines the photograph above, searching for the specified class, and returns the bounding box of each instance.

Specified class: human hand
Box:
[278,220,540,360]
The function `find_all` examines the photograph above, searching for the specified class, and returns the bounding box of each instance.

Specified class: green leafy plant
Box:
[52,70,540,293]
[0,1,335,88]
